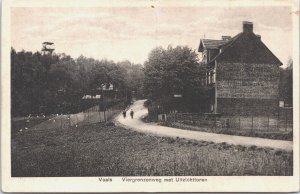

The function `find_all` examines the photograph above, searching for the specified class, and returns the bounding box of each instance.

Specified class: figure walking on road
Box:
[130,109,134,119]
[122,110,127,118]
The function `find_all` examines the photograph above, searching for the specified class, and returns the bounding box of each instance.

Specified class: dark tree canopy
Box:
[143,45,208,112]
[279,59,293,106]
[11,48,144,116]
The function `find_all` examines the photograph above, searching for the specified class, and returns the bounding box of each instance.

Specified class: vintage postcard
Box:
[1,0,299,192]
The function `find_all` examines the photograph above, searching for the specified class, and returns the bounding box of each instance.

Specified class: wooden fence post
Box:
[214,116,217,130]
[99,106,101,122]
[285,108,288,131]
[251,112,253,133]
[61,114,63,130]
[277,107,280,131]
[267,114,270,131]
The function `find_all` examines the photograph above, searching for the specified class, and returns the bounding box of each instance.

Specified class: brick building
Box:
[198,21,282,117]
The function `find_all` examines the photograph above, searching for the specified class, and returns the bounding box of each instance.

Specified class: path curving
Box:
[116,100,293,151]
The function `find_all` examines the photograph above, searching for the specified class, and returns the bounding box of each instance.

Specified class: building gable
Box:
[199,22,283,66]
[198,39,229,52]
[215,32,282,65]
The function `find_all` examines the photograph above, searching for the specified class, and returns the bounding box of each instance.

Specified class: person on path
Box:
[130,109,134,119]
[122,110,127,118]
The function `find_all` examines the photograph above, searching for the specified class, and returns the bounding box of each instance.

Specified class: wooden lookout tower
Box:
[42,42,55,55]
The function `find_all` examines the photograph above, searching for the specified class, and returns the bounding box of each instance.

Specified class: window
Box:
[206,70,216,85]
[203,50,207,63]
[208,70,215,84]
[213,69,216,83]
[203,54,207,63]
[211,104,214,112]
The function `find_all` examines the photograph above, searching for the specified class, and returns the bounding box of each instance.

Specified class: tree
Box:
[279,59,293,106]
[11,47,146,116]
[117,60,145,99]
[143,45,207,112]
[11,48,58,115]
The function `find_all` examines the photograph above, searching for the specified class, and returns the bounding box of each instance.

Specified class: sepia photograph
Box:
[1,0,299,192]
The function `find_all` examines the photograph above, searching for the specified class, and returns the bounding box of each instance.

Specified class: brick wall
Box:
[217,98,278,116]
[216,62,280,116]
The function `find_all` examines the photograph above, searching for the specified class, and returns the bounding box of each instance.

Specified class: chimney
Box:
[256,34,261,40]
[222,36,231,41]
[243,21,253,33]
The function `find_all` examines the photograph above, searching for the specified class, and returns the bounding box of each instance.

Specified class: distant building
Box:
[198,21,282,116]
[82,95,92,100]
[100,83,114,91]
[82,83,117,101]
[82,94,101,100]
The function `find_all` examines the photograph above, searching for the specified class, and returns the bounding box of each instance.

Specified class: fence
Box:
[159,107,293,132]
[12,102,124,133]
[69,104,122,127]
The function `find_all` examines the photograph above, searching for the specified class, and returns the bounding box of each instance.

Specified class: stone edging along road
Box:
[115,100,293,151]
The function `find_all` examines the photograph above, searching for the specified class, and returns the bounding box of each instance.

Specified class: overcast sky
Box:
[11,6,292,65]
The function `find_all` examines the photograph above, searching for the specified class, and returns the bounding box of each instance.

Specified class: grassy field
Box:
[11,117,51,138]
[11,122,293,176]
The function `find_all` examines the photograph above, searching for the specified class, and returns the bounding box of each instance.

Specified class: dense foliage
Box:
[11,48,144,116]
[279,59,293,106]
[143,46,208,112]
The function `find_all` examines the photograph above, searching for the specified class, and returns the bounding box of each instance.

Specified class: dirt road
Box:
[116,100,293,151]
